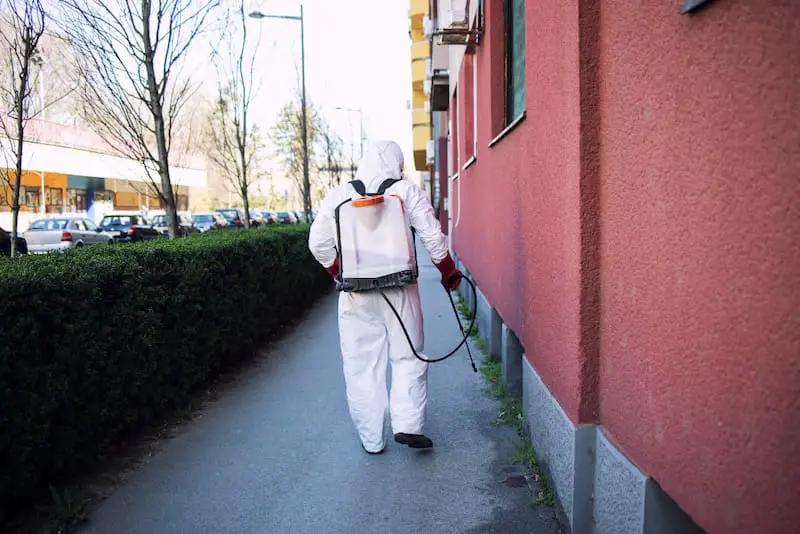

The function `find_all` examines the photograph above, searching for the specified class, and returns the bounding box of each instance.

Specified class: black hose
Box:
[378,276,479,372]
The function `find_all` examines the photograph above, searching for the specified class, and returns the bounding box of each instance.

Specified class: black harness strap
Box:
[349,178,401,197]
[349,180,367,196]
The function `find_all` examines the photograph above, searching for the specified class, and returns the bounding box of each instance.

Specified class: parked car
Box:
[97,213,161,242]
[264,210,280,224]
[191,212,228,232]
[151,213,200,236]
[250,209,277,225]
[275,211,297,224]
[24,217,112,253]
[0,226,27,256]
[215,208,261,229]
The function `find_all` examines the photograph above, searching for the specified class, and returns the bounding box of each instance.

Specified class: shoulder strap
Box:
[377,178,401,195]
[349,178,401,197]
[349,180,366,196]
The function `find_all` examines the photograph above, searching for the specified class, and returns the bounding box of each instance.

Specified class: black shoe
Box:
[394,433,433,449]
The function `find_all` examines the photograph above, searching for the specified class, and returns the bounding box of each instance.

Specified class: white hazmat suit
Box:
[308,140,453,453]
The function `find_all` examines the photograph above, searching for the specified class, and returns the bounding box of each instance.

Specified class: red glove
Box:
[434,252,462,290]
[325,257,340,280]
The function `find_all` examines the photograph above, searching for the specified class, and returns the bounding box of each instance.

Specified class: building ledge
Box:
[489,111,526,148]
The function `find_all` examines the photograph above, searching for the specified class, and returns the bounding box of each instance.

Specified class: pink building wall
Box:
[597,1,800,532]
[452,0,589,423]
[449,0,800,532]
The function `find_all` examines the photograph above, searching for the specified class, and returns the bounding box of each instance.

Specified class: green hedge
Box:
[0,226,330,520]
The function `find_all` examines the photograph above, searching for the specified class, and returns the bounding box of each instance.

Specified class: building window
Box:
[450,89,459,175]
[24,187,39,210]
[67,188,87,211]
[463,52,477,163]
[505,0,525,124]
[50,188,64,213]
[682,0,717,14]
[95,191,113,202]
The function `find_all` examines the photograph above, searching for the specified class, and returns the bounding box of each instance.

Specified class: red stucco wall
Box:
[452,0,587,421]
[451,0,798,530]
[597,1,800,533]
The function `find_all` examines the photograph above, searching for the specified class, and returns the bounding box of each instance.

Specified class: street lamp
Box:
[249,5,310,220]
[334,106,364,159]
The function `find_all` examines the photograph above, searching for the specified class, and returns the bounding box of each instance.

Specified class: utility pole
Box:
[250,4,310,220]
[299,4,310,220]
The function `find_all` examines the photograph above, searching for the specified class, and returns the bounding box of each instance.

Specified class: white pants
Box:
[338,284,429,452]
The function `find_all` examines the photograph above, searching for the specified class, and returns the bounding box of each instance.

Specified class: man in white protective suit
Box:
[308,139,463,454]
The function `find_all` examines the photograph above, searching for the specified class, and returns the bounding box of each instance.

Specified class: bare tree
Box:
[59,0,220,238]
[0,0,45,257]
[205,0,260,229]
[270,95,319,208]
[316,116,346,190]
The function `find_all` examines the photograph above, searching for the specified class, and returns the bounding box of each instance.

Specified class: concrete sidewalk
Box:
[78,249,560,534]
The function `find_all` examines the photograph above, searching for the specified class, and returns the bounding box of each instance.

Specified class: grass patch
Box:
[480,358,507,400]
[468,323,480,338]
[454,291,556,510]
[514,437,555,506]
[494,395,524,434]
[456,299,473,321]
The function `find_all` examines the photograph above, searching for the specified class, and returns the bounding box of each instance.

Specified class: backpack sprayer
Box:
[333,179,479,373]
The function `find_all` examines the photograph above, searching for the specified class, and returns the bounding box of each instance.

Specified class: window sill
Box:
[462,155,477,170]
[488,111,526,148]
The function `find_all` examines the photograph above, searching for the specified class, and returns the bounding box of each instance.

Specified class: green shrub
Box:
[0,227,330,521]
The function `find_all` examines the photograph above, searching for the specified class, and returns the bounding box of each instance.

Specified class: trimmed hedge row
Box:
[0,226,330,520]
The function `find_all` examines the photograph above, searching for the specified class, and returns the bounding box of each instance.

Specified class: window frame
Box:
[450,88,459,176]
[24,187,39,210]
[67,189,87,211]
[504,0,526,125]
[50,188,63,206]
[462,52,478,168]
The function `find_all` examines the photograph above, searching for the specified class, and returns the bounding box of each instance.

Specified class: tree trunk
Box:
[142,0,177,238]
[242,190,250,229]
[238,109,249,229]
[10,167,21,258]
[10,46,31,258]
[159,167,178,235]
[152,99,177,239]
[11,136,23,257]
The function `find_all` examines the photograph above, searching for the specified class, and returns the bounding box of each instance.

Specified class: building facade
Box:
[1,119,206,229]
[411,1,800,533]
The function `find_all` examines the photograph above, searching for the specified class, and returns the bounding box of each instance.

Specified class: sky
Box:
[39,0,418,202]
[210,0,416,173]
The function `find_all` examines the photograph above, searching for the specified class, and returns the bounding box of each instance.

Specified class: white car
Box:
[24,216,113,253]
